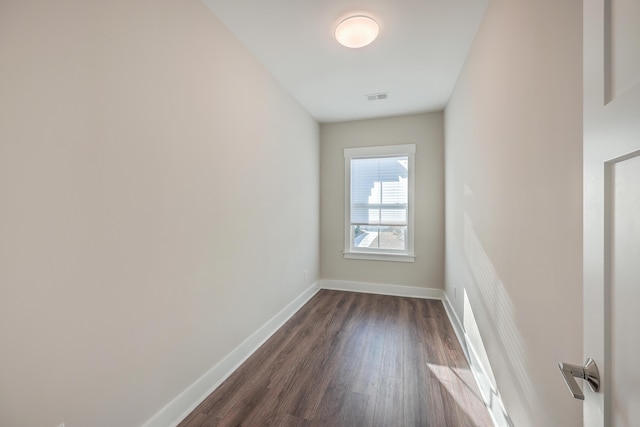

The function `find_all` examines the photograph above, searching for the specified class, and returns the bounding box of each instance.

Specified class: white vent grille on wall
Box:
[366,92,389,101]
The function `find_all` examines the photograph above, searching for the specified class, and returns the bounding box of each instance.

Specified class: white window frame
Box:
[343,144,416,262]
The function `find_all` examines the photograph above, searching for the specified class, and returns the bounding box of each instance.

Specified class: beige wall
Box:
[0,1,318,426]
[444,0,583,425]
[320,113,444,288]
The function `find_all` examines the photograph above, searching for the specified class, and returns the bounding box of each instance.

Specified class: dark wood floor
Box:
[179,290,493,427]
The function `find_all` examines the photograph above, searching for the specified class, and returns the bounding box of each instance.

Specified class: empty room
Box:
[2,0,639,426]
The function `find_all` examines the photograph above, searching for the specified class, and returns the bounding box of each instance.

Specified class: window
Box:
[344,144,416,262]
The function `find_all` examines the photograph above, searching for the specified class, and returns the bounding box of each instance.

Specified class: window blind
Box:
[350,156,408,227]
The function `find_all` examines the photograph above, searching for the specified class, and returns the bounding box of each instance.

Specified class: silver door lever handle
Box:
[557,358,600,400]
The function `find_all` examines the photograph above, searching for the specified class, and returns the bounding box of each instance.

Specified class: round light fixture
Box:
[335,15,379,48]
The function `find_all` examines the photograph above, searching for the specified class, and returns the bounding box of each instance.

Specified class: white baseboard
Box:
[141,283,320,427]
[318,279,445,300]
[441,293,469,359]
[442,293,511,427]
[465,338,513,427]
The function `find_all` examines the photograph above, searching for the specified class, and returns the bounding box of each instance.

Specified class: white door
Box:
[583,0,640,425]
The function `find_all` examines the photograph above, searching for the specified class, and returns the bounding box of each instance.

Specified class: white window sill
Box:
[343,251,415,263]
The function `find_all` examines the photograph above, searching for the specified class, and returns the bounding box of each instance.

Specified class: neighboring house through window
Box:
[344,144,416,262]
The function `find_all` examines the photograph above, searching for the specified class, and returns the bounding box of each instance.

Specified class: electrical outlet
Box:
[304,270,307,281]
[454,287,457,299]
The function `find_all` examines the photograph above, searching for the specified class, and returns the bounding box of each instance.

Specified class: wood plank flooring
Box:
[178,290,493,427]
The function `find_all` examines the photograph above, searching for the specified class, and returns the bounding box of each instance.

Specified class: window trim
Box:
[343,144,416,262]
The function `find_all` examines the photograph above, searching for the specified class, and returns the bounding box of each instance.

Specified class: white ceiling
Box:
[202,0,489,123]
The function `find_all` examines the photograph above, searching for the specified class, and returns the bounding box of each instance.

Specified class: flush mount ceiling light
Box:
[335,15,379,48]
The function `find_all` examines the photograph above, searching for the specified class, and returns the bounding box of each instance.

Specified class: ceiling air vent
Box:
[366,92,389,101]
